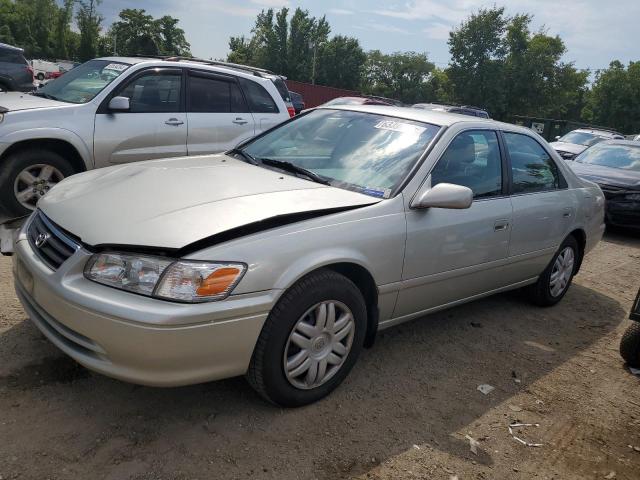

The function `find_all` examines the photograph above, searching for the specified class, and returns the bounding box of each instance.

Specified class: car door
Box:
[502,131,574,277]
[185,70,255,155]
[237,77,284,134]
[394,129,514,318]
[94,68,187,166]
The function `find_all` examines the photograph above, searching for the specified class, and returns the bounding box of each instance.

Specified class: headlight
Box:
[84,252,246,302]
[625,193,640,201]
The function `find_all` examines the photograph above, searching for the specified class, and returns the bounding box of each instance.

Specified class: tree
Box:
[315,35,366,90]
[583,61,640,134]
[77,0,103,61]
[155,15,191,56]
[109,9,158,56]
[54,0,74,59]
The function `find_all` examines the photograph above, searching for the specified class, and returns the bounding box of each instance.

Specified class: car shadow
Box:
[0,282,626,479]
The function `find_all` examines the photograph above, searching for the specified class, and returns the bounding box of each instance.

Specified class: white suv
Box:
[0,56,293,217]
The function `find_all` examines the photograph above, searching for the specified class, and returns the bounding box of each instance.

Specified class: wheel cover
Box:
[549,246,575,297]
[283,300,355,390]
[13,164,65,210]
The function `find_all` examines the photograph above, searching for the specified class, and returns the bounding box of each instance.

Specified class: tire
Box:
[36,73,45,81]
[0,148,75,217]
[247,269,367,407]
[527,235,579,307]
[620,322,640,367]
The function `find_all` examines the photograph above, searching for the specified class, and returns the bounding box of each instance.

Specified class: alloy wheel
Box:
[549,246,575,297]
[283,300,355,390]
[13,164,65,210]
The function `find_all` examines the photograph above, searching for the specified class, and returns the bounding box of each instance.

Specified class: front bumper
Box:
[606,201,640,229]
[13,238,277,386]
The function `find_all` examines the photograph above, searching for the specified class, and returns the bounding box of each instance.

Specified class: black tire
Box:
[36,73,45,81]
[0,82,7,92]
[620,322,640,368]
[247,269,367,407]
[0,148,76,217]
[527,235,579,307]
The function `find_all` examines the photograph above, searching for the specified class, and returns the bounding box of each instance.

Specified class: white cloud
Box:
[357,22,413,35]
[250,0,290,7]
[328,8,355,15]
[423,22,450,40]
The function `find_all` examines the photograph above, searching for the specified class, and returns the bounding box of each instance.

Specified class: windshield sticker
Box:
[361,187,391,199]
[374,120,426,136]
[104,63,128,72]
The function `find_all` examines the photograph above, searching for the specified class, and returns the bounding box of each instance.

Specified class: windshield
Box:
[575,143,640,172]
[36,59,130,104]
[242,109,441,197]
[558,131,606,147]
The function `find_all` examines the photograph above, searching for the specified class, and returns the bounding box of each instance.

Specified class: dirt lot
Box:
[1,231,639,480]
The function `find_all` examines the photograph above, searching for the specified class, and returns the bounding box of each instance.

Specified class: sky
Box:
[98,0,639,71]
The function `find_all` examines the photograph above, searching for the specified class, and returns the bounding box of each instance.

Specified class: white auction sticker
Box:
[104,63,128,72]
[374,120,426,136]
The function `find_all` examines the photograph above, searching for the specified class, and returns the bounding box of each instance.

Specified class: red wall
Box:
[285,80,361,108]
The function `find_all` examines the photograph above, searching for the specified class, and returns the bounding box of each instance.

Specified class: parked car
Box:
[0,43,34,92]
[321,96,396,107]
[12,106,605,406]
[568,140,640,229]
[412,103,490,119]
[0,56,292,217]
[289,91,305,114]
[31,59,60,81]
[550,128,625,160]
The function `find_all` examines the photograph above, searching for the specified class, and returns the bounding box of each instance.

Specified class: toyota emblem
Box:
[35,232,50,248]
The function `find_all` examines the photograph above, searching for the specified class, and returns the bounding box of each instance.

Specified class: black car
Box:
[412,103,490,119]
[569,140,640,229]
[289,91,305,114]
[0,43,33,92]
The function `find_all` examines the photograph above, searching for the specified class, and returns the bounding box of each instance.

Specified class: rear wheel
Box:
[527,236,579,306]
[36,72,45,81]
[620,322,640,368]
[247,269,367,407]
[0,148,75,217]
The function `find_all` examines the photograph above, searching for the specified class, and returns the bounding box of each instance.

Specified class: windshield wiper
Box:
[259,158,331,186]
[31,91,59,101]
[228,148,258,165]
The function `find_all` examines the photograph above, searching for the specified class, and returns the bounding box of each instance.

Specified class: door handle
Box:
[165,118,184,126]
[562,208,572,218]
[494,219,510,232]
[232,117,248,125]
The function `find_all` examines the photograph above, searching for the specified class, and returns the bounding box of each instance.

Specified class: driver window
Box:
[430,130,503,199]
[118,72,181,113]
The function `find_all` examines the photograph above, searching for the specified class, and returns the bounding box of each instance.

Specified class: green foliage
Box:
[447,7,590,121]
[227,7,365,88]
[584,61,640,133]
[77,0,103,62]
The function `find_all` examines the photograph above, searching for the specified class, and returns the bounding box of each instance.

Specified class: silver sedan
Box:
[12,106,605,406]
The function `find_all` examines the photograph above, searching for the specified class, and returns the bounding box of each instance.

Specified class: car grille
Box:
[599,184,628,200]
[27,211,80,270]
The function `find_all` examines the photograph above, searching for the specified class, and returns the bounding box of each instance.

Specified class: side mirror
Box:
[411,182,473,210]
[108,96,130,111]
[555,135,561,141]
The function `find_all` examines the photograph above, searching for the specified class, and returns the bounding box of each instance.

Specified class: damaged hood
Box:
[549,141,588,156]
[40,155,380,249]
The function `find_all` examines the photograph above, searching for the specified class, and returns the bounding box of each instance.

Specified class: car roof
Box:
[316,104,517,130]
[597,139,640,147]
[0,42,24,52]
[571,128,622,138]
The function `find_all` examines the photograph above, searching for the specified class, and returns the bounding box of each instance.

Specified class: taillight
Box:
[287,105,295,117]
[26,66,34,81]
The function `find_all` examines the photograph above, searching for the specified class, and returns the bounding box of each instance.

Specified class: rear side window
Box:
[0,48,27,64]
[238,78,279,114]
[504,132,562,194]
[270,77,291,103]
[188,75,248,113]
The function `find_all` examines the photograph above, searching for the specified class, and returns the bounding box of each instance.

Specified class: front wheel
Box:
[527,236,579,306]
[246,269,367,407]
[0,148,75,217]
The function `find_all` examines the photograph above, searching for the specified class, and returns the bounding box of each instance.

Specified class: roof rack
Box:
[133,55,279,78]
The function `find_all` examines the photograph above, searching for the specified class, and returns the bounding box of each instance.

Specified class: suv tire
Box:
[0,148,75,217]
[620,322,640,368]
[247,269,367,407]
[527,235,579,307]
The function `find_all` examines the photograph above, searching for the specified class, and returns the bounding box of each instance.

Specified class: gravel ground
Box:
[0,230,639,480]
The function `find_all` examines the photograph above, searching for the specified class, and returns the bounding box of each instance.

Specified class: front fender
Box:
[0,128,92,169]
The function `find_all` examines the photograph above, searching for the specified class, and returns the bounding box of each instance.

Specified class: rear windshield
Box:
[0,48,27,65]
[559,131,605,147]
[270,77,290,103]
